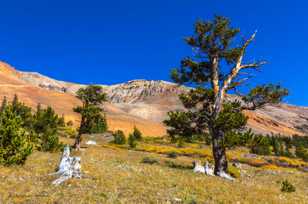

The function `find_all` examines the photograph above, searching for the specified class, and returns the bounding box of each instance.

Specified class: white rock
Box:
[193,161,205,173]
[86,140,97,145]
[217,170,235,181]
[204,162,214,176]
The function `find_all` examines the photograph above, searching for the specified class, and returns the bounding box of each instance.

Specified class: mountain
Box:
[0,60,308,136]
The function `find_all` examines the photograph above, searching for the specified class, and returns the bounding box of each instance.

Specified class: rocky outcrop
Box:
[104,80,187,103]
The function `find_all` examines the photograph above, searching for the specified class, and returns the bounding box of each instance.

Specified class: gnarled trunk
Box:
[74,114,85,150]
[210,127,228,175]
[74,133,82,150]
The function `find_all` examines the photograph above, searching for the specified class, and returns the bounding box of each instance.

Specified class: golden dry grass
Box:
[0,138,307,203]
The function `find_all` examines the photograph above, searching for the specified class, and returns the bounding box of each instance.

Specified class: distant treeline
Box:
[176,130,308,161]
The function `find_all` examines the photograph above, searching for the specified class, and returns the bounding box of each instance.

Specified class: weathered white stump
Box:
[193,161,205,173]
[51,145,82,185]
[193,160,234,180]
[204,161,214,176]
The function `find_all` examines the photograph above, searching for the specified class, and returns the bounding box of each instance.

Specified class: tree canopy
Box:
[73,85,108,148]
[165,16,288,176]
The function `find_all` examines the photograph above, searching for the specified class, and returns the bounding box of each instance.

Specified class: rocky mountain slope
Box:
[0,60,307,136]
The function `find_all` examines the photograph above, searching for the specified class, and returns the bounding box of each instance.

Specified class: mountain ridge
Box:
[0,60,307,136]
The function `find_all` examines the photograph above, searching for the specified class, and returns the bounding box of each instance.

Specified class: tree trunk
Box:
[51,145,81,185]
[74,115,85,150]
[74,133,81,150]
[210,127,228,175]
[74,114,86,150]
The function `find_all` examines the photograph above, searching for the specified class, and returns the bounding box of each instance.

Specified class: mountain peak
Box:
[0,61,307,136]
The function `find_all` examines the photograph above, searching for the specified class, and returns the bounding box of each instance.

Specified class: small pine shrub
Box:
[165,160,193,170]
[251,144,271,155]
[227,165,241,178]
[132,126,142,141]
[141,157,159,165]
[167,151,178,159]
[281,180,296,193]
[60,127,77,138]
[250,135,271,155]
[225,131,241,148]
[34,106,62,152]
[0,106,33,165]
[113,130,126,145]
[128,133,137,148]
[39,129,61,152]
[176,138,185,148]
[295,145,308,161]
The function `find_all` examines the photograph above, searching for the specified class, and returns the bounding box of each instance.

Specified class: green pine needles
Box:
[0,95,66,165]
[0,105,32,165]
[73,85,108,148]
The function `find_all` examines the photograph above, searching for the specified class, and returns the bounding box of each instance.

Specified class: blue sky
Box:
[0,0,307,105]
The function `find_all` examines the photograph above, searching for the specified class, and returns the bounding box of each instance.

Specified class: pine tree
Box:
[33,106,61,152]
[10,95,33,129]
[132,126,142,141]
[0,105,33,165]
[0,96,7,113]
[73,85,108,149]
[128,133,137,148]
[166,16,288,176]
[113,130,126,144]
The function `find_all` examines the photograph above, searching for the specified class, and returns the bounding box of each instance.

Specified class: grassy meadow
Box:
[0,137,307,204]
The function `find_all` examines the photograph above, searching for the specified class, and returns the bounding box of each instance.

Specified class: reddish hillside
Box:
[0,60,307,136]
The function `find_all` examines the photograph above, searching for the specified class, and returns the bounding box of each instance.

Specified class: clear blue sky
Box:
[0,0,307,106]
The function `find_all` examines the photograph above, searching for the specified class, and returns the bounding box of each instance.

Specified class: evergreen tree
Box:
[0,105,33,165]
[10,95,34,129]
[73,85,108,149]
[132,126,142,141]
[58,114,66,127]
[33,106,61,152]
[166,16,288,176]
[295,145,308,161]
[128,133,137,148]
[0,96,7,112]
[113,130,126,144]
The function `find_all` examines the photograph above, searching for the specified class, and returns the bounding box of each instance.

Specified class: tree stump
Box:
[51,145,81,185]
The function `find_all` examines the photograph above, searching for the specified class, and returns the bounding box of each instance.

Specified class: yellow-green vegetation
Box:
[0,137,306,203]
[108,140,308,171]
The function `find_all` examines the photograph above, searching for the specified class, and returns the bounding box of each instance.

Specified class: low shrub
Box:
[128,133,137,148]
[38,129,61,152]
[132,126,143,141]
[113,130,126,145]
[295,145,308,161]
[176,139,185,148]
[281,180,296,193]
[165,160,193,170]
[141,157,159,165]
[250,144,271,155]
[227,165,241,178]
[167,151,178,159]
[59,127,77,138]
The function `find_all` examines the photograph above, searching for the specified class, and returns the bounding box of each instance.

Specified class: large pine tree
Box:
[166,16,288,177]
[73,85,108,149]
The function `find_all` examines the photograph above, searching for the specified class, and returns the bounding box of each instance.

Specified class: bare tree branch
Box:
[226,77,252,91]
[211,57,220,97]
[213,31,262,115]
[240,61,266,69]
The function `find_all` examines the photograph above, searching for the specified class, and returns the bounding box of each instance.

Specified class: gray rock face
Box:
[103,80,188,103]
